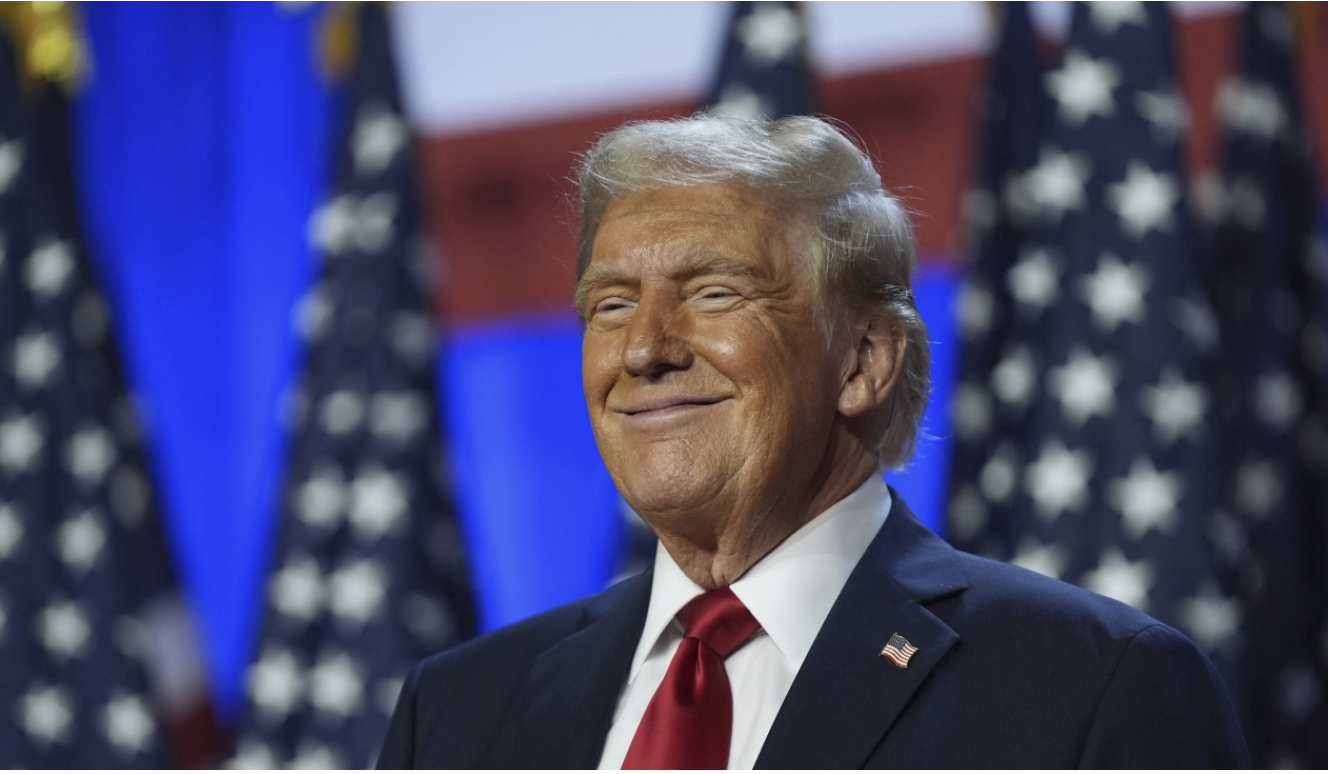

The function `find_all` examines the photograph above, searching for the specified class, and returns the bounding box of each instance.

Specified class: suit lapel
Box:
[511,570,652,768]
[755,495,967,769]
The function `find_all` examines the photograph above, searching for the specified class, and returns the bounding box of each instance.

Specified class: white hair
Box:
[575,114,930,469]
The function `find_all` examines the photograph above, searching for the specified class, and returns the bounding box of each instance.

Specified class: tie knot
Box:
[677,588,760,659]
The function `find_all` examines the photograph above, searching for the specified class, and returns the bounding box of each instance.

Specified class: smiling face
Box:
[579,184,868,557]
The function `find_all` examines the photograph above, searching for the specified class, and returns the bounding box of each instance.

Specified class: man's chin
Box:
[618,478,733,532]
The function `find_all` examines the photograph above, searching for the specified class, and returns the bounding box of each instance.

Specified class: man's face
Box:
[579,184,852,538]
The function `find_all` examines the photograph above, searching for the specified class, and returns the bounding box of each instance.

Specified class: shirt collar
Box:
[628,474,892,681]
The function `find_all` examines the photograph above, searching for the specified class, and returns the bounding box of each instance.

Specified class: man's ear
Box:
[838,316,907,418]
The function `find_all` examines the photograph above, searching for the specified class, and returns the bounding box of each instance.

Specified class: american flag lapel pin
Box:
[879,633,918,669]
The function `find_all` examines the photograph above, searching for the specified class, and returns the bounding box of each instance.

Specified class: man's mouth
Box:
[617,396,727,416]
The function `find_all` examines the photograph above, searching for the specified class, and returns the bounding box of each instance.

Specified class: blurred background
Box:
[1,0,1326,768]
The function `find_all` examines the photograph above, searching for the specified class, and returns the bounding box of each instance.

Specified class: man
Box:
[378,115,1248,768]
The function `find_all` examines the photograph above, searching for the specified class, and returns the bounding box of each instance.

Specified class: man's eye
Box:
[593,298,634,318]
[694,286,739,303]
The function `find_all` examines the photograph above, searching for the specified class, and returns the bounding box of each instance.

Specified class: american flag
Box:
[947,2,1240,666]
[617,0,815,580]
[1208,3,1328,766]
[0,23,215,768]
[707,1,813,121]
[229,4,475,768]
[879,633,918,669]
[947,3,1049,552]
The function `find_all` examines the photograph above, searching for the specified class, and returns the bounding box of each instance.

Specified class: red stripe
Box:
[419,9,1328,325]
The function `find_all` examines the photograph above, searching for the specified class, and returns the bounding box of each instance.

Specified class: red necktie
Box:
[621,588,760,770]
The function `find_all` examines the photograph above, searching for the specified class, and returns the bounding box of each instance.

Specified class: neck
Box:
[652,451,880,589]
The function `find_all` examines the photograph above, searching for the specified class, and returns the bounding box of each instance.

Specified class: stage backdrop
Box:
[70,1,1328,719]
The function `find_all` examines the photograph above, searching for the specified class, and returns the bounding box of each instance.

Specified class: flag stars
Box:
[1209,509,1247,566]
[248,647,305,720]
[1139,367,1208,445]
[352,104,407,177]
[947,486,987,543]
[735,2,803,66]
[1219,78,1286,139]
[952,382,993,441]
[1079,253,1150,332]
[1025,441,1094,519]
[26,240,76,298]
[1108,162,1179,238]
[1226,177,1267,230]
[328,558,387,624]
[1135,89,1188,141]
[309,193,398,257]
[229,741,279,770]
[57,509,107,574]
[294,284,330,342]
[271,555,325,622]
[1178,583,1240,653]
[290,743,344,770]
[991,346,1037,407]
[309,652,364,716]
[295,465,346,530]
[712,85,771,121]
[1254,370,1302,430]
[1082,549,1155,611]
[391,311,435,365]
[349,467,409,540]
[66,425,117,485]
[1109,458,1183,539]
[310,196,357,255]
[19,684,74,746]
[0,502,23,559]
[958,282,994,340]
[1026,148,1091,221]
[1046,50,1120,125]
[1011,538,1068,580]
[1001,170,1038,225]
[370,392,427,445]
[1171,296,1220,352]
[13,329,61,389]
[979,445,1018,503]
[38,599,92,659]
[1006,248,1060,312]
[1235,458,1282,519]
[320,389,366,436]
[0,413,44,474]
[1279,665,1323,722]
[102,693,156,755]
[1048,348,1119,426]
[1089,1,1146,33]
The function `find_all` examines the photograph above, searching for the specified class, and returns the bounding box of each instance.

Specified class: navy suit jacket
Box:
[378,495,1249,768]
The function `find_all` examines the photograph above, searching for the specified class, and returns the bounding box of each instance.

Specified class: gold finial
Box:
[317,1,364,84]
[0,1,90,93]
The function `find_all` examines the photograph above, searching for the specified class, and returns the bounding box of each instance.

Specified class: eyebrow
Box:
[574,253,763,313]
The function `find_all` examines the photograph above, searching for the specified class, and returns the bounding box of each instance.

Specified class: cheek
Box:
[582,334,619,401]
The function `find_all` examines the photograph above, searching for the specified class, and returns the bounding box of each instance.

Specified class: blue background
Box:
[72,4,958,718]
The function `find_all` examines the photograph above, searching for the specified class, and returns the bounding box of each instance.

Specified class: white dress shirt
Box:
[597,474,892,770]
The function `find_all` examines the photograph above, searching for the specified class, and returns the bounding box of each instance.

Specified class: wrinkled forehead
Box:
[587,184,816,274]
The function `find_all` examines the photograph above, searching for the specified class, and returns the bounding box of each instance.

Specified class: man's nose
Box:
[621,291,691,377]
